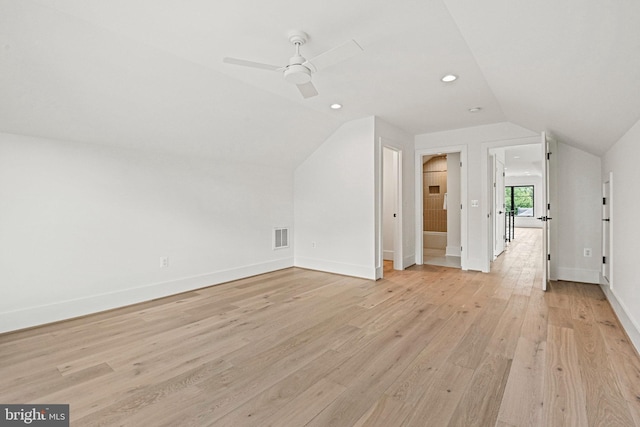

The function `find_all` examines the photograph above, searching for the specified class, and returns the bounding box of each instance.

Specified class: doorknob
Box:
[537,216,547,221]
[498,211,503,215]
[602,218,610,222]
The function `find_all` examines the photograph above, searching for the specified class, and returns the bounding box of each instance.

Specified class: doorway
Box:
[486,138,553,290]
[382,146,403,272]
[415,146,467,270]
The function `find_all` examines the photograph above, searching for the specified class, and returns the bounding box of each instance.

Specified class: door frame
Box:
[376,139,404,279]
[414,145,468,270]
[382,146,403,271]
[480,136,541,273]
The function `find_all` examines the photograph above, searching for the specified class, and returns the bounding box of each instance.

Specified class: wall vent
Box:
[273,227,290,250]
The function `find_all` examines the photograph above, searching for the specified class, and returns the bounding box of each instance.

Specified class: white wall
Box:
[294,116,415,279]
[505,175,543,228]
[446,152,461,256]
[602,117,640,352]
[0,132,294,333]
[555,142,602,284]
[415,122,539,271]
[294,117,377,279]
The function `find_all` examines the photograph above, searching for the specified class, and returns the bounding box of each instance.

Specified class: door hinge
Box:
[461,246,463,252]
[547,152,551,160]
[460,161,462,167]
[603,256,606,264]
[548,203,550,210]
[547,254,551,261]
[603,197,606,205]
[461,204,463,210]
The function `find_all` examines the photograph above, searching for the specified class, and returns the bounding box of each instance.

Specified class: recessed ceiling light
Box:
[330,103,342,110]
[468,107,482,113]
[441,74,458,83]
[514,156,520,159]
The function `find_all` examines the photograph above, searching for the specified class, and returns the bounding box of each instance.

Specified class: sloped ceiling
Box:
[1,0,639,168]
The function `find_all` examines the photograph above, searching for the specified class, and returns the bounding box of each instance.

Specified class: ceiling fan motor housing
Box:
[284,54,312,84]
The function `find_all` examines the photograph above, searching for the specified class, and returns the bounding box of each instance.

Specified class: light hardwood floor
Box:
[1,228,639,426]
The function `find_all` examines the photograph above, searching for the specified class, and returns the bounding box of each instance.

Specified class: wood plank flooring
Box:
[1,228,639,426]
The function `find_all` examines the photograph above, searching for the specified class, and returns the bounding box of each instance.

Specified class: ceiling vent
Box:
[273,227,290,250]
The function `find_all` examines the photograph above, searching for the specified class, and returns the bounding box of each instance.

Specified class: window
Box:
[505,186,534,216]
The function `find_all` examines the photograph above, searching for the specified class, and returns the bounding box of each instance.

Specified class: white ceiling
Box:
[504,145,543,178]
[2,0,640,168]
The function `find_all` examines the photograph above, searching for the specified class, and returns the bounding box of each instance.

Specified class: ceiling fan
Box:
[223,30,363,99]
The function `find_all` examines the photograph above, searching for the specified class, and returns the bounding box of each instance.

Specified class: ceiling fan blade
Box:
[297,82,318,98]
[304,39,363,72]
[223,57,281,71]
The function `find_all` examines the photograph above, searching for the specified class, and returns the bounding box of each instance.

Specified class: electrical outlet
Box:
[160,256,169,268]
[583,248,592,257]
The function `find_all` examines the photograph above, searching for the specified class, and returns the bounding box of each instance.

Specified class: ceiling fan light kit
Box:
[284,64,311,84]
[223,30,363,99]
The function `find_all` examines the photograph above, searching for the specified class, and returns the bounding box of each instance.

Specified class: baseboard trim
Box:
[556,267,600,284]
[403,254,416,269]
[0,258,294,334]
[294,256,375,280]
[600,284,640,355]
[446,246,461,257]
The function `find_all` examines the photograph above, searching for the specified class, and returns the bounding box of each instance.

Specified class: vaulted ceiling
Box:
[2,0,640,169]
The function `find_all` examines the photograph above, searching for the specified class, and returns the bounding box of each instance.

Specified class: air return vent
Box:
[273,227,290,250]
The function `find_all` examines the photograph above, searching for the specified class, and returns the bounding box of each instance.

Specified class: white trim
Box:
[294,256,376,280]
[415,145,468,270]
[0,258,294,334]
[600,284,640,355]
[556,267,601,284]
[446,246,461,257]
[403,254,416,268]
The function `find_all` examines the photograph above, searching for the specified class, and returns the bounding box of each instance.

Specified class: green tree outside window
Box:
[505,186,534,216]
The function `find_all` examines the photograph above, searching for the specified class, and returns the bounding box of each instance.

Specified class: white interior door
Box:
[539,132,556,291]
[382,146,403,272]
[494,159,505,258]
[602,173,612,284]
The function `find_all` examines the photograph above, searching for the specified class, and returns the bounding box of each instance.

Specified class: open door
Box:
[494,158,506,258]
[539,132,556,291]
[382,145,403,273]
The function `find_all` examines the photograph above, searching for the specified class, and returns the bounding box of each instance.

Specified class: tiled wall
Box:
[423,156,448,232]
